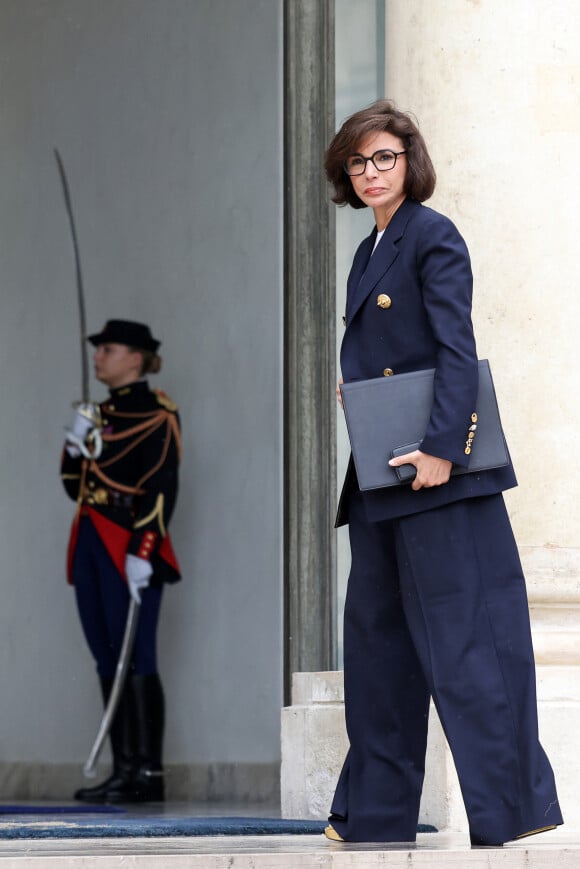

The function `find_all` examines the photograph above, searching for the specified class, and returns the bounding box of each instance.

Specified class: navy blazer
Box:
[337,198,517,526]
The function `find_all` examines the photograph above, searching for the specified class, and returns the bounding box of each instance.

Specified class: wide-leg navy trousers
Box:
[330,492,562,844]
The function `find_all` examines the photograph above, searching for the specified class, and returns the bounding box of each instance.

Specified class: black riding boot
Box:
[104,673,165,802]
[74,677,136,803]
[131,672,165,801]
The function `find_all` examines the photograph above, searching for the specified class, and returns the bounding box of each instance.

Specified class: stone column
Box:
[284,0,337,694]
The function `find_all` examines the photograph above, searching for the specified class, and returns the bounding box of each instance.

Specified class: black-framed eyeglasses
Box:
[343,149,406,176]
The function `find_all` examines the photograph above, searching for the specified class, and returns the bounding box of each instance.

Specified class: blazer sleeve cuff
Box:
[419,433,472,469]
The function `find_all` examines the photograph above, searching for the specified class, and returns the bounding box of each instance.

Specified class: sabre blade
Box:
[54,148,90,403]
[83,599,141,778]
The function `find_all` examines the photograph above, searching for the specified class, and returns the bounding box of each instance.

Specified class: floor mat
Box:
[0,805,125,815]
[0,814,437,839]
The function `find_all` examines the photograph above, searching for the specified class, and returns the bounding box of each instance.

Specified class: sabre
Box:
[53,148,89,403]
[54,148,103,459]
[83,599,140,778]
[54,148,139,777]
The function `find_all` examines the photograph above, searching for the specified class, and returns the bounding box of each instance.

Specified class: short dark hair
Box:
[324,99,436,209]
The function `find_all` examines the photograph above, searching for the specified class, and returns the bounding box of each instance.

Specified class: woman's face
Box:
[348,130,407,220]
[93,343,143,389]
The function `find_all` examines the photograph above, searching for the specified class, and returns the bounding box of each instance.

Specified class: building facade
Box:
[0,1,578,816]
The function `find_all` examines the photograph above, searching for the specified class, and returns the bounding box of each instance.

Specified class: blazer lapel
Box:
[347,198,420,323]
[345,232,375,320]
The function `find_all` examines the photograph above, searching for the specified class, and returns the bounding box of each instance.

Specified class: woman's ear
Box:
[131,349,145,375]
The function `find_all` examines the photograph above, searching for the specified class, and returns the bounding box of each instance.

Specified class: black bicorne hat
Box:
[88,319,161,353]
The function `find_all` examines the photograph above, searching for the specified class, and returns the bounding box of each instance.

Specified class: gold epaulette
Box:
[154,389,178,412]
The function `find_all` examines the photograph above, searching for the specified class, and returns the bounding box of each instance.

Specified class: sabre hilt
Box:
[65,402,103,459]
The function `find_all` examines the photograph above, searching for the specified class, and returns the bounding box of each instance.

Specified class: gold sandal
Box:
[324,824,344,842]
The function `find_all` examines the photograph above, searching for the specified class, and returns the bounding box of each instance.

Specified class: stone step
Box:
[281,670,579,831]
[0,830,577,867]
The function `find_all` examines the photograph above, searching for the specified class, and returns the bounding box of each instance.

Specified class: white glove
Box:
[65,403,102,458]
[125,554,153,604]
[71,404,100,437]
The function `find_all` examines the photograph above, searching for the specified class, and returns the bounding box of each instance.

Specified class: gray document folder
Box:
[340,359,509,491]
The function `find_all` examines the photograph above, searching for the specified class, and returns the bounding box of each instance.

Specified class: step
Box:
[0,829,576,867]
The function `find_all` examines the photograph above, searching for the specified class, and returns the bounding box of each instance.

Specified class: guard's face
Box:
[93,343,143,388]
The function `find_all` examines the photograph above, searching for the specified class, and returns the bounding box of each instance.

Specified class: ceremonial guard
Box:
[60,319,181,803]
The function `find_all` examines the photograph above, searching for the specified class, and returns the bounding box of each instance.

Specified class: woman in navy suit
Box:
[324,100,562,846]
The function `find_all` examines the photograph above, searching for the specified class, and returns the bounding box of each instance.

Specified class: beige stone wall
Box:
[386,0,580,557]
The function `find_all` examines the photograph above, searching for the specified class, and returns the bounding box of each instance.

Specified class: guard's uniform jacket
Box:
[61,380,181,585]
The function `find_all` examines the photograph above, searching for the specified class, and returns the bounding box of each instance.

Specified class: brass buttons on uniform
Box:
[94,488,108,505]
[138,530,157,559]
[383,368,394,377]
[471,412,478,423]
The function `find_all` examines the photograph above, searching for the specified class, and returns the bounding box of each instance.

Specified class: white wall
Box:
[0,0,283,797]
